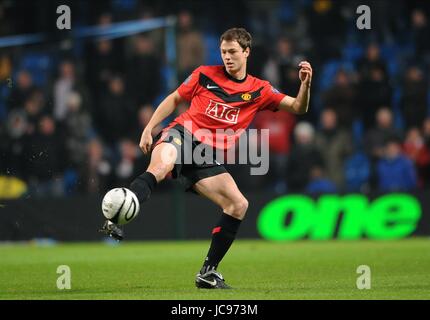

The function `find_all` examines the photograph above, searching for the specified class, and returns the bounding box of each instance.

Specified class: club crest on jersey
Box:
[173,137,182,146]
[241,93,252,101]
[205,100,240,124]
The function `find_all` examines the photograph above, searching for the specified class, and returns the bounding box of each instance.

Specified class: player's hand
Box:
[140,128,153,155]
[298,61,312,87]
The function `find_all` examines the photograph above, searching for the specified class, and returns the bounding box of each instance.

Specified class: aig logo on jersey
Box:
[205,100,240,124]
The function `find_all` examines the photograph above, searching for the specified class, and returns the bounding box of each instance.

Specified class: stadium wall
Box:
[0,191,428,241]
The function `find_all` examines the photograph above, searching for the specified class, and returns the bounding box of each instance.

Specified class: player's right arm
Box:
[140,67,201,154]
[140,90,184,154]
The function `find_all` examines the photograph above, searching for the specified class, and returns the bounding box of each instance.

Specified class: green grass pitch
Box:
[0,238,429,299]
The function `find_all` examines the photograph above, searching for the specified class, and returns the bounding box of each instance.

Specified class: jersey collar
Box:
[223,67,248,83]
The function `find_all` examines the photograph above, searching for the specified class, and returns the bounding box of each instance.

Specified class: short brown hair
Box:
[220,28,252,50]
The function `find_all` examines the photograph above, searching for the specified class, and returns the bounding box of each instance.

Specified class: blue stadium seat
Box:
[204,33,223,65]
[19,53,53,87]
[379,43,403,78]
[379,43,398,61]
[278,0,296,24]
[344,152,370,192]
[112,0,138,11]
[342,43,364,63]
[317,60,341,91]
[317,60,356,91]
[352,119,364,147]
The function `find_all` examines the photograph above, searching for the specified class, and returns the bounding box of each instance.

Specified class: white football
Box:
[101,188,140,225]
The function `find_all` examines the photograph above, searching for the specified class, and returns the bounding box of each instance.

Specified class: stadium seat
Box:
[317,60,341,91]
[317,59,355,91]
[19,53,53,87]
[342,42,365,63]
[344,151,370,192]
[112,0,138,11]
[204,33,223,65]
[352,119,364,147]
[278,0,296,24]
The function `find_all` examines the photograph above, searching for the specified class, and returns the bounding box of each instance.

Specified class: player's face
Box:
[220,40,249,74]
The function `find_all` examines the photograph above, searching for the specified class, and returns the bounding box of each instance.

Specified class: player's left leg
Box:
[192,172,249,289]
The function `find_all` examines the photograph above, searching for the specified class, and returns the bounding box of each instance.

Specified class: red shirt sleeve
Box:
[177,67,202,101]
[259,82,286,112]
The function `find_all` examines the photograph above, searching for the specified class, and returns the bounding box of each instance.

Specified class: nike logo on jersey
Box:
[199,73,264,103]
[197,277,217,286]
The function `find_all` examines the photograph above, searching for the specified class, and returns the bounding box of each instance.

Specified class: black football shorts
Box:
[152,124,227,191]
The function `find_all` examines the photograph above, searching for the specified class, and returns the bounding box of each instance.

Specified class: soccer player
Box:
[100,28,312,289]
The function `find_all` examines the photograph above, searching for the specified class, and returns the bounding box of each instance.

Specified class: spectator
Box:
[3,110,28,178]
[314,108,353,189]
[286,122,324,192]
[421,118,430,187]
[365,107,403,190]
[253,109,296,192]
[86,39,122,106]
[82,138,111,194]
[322,70,356,128]
[0,52,12,83]
[306,0,346,65]
[176,10,205,82]
[132,104,162,143]
[365,107,403,160]
[64,91,93,170]
[355,65,392,129]
[403,127,430,188]
[97,12,113,26]
[114,139,148,187]
[306,165,337,194]
[263,37,303,94]
[126,35,161,106]
[423,118,430,147]
[98,75,135,146]
[401,65,428,129]
[7,70,36,111]
[411,9,430,63]
[356,43,388,81]
[52,60,90,122]
[377,138,417,192]
[25,115,66,197]
[23,89,45,135]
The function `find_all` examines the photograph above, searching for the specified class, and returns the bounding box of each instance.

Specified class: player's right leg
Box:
[99,142,177,240]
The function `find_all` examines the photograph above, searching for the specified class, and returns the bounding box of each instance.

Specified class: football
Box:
[101,188,140,225]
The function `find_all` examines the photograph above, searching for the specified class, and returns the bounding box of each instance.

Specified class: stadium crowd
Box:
[0,0,429,197]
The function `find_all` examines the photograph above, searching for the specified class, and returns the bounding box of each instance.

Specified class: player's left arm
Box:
[278,61,312,114]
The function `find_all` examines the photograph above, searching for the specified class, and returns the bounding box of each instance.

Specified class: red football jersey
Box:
[170,65,286,150]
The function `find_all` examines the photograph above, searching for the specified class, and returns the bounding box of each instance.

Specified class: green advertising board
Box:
[257,194,421,240]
